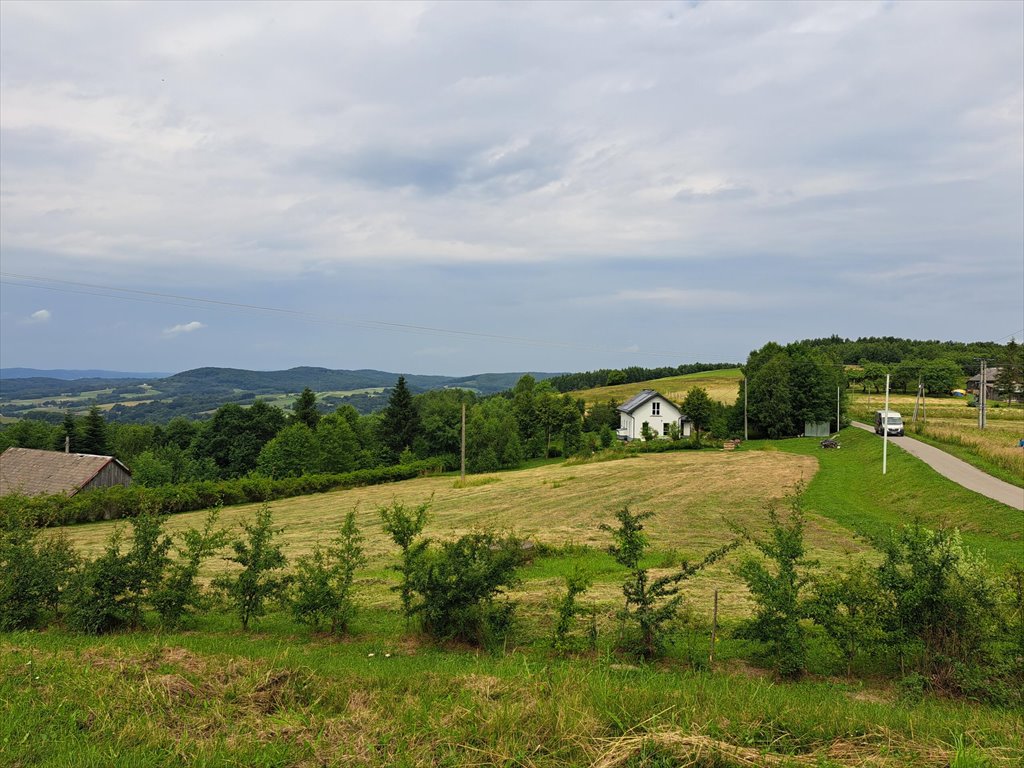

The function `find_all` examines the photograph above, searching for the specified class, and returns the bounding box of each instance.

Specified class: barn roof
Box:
[0,447,130,497]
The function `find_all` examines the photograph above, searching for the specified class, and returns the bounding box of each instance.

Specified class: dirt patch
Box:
[152,673,201,703]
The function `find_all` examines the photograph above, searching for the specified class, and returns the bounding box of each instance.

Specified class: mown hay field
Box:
[571,368,742,407]
[56,448,853,621]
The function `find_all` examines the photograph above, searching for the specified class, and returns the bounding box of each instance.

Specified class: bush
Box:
[380,499,431,623]
[602,507,736,661]
[0,510,78,630]
[290,508,366,634]
[151,509,228,628]
[214,505,287,630]
[551,566,592,654]
[410,530,527,647]
[734,498,815,679]
[0,458,448,527]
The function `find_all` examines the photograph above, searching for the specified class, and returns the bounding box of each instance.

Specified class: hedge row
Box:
[0,459,449,527]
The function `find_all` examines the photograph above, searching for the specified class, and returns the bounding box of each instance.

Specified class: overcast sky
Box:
[2,1,1022,375]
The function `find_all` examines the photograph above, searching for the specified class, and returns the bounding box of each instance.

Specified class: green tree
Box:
[292,387,320,429]
[995,338,1022,401]
[747,354,793,439]
[682,386,713,444]
[78,406,108,455]
[214,506,287,630]
[315,414,359,474]
[257,423,318,478]
[920,359,962,396]
[55,411,78,453]
[380,376,421,462]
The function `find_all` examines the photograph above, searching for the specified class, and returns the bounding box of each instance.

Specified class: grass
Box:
[9,425,1024,766]
[849,391,1024,487]
[3,625,1022,768]
[763,427,1023,567]
[571,368,743,407]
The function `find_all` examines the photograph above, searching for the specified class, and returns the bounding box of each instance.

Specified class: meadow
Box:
[4,428,1023,767]
[570,368,743,407]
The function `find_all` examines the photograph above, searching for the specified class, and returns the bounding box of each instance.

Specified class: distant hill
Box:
[0,366,561,423]
[1,368,172,380]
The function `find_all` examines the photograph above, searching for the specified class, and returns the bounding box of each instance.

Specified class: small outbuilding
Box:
[0,447,132,497]
[616,389,692,441]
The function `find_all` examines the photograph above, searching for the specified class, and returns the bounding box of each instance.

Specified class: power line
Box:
[1,271,689,360]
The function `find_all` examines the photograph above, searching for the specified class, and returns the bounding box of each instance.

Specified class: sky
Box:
[1,0,1022,376]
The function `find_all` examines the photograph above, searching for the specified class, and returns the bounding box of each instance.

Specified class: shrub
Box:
[734,498,815,679]
[290,508,366,634]
[214,505,287,630]
[877,523,1006,696]
[410,530,526,647]
[602,507,736,661]
[0,509,70,630]
[551,566,592,654]
[151,509,228,628]
[380,499,431,623]
[807,560,888,676]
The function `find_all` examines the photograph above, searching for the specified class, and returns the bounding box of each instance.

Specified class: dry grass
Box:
[571,369,743,407]
[53,449,873,620]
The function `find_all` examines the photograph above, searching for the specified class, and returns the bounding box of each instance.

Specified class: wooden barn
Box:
[0,447,132,497]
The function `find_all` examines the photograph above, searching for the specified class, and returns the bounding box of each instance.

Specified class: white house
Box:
[616,390,692,441]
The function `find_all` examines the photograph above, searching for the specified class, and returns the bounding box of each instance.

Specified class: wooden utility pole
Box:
[979,360,987,429]
[913,377,922,424]
[460,403,466,482]
[743,376,748,441]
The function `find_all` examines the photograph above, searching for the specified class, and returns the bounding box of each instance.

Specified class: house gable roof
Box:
[0,447,130,497]
[617,389,659,413]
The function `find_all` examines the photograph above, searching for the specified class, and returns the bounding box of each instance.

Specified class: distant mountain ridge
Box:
[2,368,172,380]
[0,366,562,423]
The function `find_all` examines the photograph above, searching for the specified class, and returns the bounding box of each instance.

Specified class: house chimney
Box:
[65,436,70,454]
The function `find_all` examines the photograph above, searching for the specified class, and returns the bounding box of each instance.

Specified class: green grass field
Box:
[4,427,1023,767]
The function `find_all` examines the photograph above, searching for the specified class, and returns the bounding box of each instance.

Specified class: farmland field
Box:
[571,368,742,407]
[6,429,1024,767]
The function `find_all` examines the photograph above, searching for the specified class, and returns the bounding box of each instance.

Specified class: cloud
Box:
[162,321,205,337]
[22,309,51,324]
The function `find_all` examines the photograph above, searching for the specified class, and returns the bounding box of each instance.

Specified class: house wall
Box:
[80,462,132,493]
[619,397,684,440]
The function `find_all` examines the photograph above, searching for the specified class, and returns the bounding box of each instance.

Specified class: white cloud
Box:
[601,289,752,310]
[162,320,205,337]
[28,309,51,322]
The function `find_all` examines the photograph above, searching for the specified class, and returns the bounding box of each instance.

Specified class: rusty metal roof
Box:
[0,447,129,497]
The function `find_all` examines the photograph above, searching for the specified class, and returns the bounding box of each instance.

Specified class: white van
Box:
[874,410,904,437]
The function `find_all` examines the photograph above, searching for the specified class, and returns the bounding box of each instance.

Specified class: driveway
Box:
[851,422,1024,510]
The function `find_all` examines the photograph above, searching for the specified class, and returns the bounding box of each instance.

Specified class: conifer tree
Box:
[78,406,108,455]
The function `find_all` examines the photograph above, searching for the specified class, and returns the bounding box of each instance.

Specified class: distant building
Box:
[0,447,132,497]
[616,390,692,441]
[966,367,1001,401]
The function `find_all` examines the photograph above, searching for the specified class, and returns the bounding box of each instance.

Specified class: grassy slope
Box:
[571,368,742,407]
[7,427,1024,766]
[763,427,1023,567]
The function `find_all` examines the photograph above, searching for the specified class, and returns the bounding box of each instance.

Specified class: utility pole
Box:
[882,374,891,475]
[460,403,466,482]
[974,360,983,430]
[913,376,922,424]
[836,385,841,435]
[743,376,748,441]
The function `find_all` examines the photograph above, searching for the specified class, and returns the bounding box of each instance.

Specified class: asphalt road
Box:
[850,422,1024,511]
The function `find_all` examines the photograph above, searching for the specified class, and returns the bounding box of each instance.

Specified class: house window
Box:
[651,401,660,416]
[663,423,671,436]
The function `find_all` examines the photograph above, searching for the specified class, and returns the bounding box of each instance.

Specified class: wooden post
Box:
[709,589,719,667]
[460,403,466,482]
[743,377,748,441]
